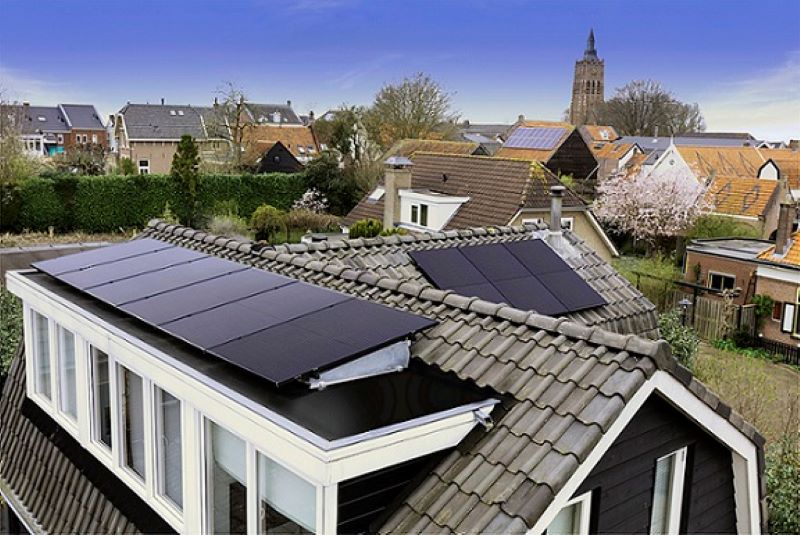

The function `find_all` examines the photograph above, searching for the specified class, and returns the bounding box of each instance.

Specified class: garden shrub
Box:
[766,433,800,535]
[208,214,251,240]
[251,204,286,242]
[16,178,67,231]
[348,218,383,239]
[658,309,699,370]
[285,209,339,233]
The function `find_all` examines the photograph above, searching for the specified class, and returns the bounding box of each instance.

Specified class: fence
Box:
[663,290,756,341]
[753,338,800,366]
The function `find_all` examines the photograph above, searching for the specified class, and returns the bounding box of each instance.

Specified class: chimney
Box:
[383,156,413,230]
[309,110,315,122]
[22,101,30,109]
[161,98,165,105]
[789,139,799,151]
[213,96,219,107]
[774,182,795,255]
[517,114,525,123]
[548,185,566,247]
[287,100,292,108]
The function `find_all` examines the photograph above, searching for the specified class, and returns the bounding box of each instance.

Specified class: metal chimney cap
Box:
[384,156,414,168]
[550,185,566,196]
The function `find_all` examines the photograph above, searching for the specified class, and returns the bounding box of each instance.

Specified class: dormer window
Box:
[170,110,177,116]
[600,130,609,140]
[177,110,184,116]
[37,116,46,122]
[271,111,281,123]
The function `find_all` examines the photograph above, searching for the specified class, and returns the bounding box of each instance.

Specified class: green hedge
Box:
[4,173,307,233]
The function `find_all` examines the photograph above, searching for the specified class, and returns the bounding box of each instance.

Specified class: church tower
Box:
[569,29,604,125]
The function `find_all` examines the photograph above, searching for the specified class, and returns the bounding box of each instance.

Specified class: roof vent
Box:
[170,110,176,116]
[177,110,184,116]
[37,116,46,122]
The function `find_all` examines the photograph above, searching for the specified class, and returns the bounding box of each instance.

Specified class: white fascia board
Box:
[0,480,44,535]
[756,264,800,284]
[585,210,620,257]
[710,212,761,222]
[526,370,760,535]
[399,189,470,205]
[6,270,495,485]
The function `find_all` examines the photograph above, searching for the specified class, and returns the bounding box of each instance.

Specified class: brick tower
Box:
[569,29,604,125]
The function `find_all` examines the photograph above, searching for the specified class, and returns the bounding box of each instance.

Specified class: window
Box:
[546,491,591,535]
[91,347,112,449]
[57,326,77,419]
[156,388,183,509]
[783,303,796,333]
[32,311,51,400]
[522,218,543,225]
[138,160,150,175]
[411,205,419,224]
[92,134,98,144]
[206,420,247,534]
[419,204,429,227]
[560,217,574,231]
[37,115,46,122]
[772,302,783,322]
[119,366,146,479]
[650,447,687,535]
[708,272,735,292]
[57,134,64,144]
[258,453,315,534]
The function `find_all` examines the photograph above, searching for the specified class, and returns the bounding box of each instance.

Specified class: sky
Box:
[1,0,799,140]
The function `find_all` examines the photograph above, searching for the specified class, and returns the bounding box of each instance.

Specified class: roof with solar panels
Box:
[1,219,767,534]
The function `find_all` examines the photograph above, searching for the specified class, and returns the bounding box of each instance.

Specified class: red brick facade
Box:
[755,275,800,345]
[683,251,757,305]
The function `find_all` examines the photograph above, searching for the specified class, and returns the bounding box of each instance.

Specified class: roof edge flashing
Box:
[306,340,410,390]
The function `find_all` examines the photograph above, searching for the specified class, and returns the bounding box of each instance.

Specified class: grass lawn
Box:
[694,342,799,444]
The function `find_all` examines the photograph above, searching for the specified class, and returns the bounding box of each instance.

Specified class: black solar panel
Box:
[409,240,606,316]
[34,240,436,385]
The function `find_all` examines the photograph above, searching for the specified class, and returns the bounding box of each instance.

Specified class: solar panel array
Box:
[33,239,436,386]
[504,127,567,150]
[410,240,606,316]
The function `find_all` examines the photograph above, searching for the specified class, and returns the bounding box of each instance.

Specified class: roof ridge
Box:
[413,151,547,166]
[144,220,672,362]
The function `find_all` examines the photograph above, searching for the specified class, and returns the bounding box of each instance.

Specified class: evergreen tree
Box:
[171,135,200,226]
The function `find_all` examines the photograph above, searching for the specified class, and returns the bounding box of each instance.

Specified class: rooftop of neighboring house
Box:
[706,176,780,219]
[247,123,319,159]
[494,120,576,163]
[592,141,638,160]
[615,136,767,166]
[756,230,800,267]
[458,121,512,140]
[581,125,619,143]
[343,152,586,228]
[9,103,105,135]
[0,219,766,534]
[687,236,800,270]
[117,103,209,140]
[676,146,800,188]
[677,131,756,140]
[244,101,303,125]
[383,138,480,159]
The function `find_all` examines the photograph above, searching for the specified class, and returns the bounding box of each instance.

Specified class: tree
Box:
[364,73,459,148]
[312,105,372,163]
[594,169,712,247]
[209,82,254,170]
[0,97,41,183]
[118,157,136,175]
[595,80,705,136]
[303,151,369,216]
[171,135,201,226]
[250,204,285,243]
[51,143,107,175]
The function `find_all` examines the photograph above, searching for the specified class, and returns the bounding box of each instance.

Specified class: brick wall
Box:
[683,251,757,305]
[755,275,799,344]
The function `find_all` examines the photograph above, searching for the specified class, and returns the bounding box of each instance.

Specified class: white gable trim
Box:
[527,370,760,535]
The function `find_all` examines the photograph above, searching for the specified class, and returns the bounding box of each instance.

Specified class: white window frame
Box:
[546,490,591,535]
[92,134,98,144]
[56,324,79,426]
[649,447,688,535]
[522,217,543,225]
[89,345,114,456]
[30,309,54,403]
[138,159,150,175]
[707,271,735,292]
[117,363,148,486]
[560,217,574,231]
[57,134,64,144]
[154,385,185,515]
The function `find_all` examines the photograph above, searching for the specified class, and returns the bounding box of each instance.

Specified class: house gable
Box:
[257,141,303,174]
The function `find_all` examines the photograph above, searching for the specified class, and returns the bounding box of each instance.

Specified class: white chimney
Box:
[383,156,413,230]
[548,185,566,247]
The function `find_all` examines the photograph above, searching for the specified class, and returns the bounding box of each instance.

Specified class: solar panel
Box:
[410,240,606,316]
[504,127,567,150]
[35,240,436,386]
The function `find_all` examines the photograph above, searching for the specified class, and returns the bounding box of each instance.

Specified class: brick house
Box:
[8,102,107,157]
[684,197,800,345]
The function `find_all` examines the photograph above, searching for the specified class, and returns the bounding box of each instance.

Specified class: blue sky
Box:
[2,0,799,139]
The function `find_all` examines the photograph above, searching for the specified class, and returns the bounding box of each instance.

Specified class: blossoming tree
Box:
[594,169,713,247]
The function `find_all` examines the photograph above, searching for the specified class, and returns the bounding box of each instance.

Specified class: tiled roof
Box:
[581,125,619,143]
[494,146,555,162]
[383,139,480,159]
[342,153,585,228]
[118,103,208,140]
[136,221,764,533]
[677,146,800,188]
[592,142,636,160]
[15,105,70,135]
[244,103,303,125]
[706,176,779,218]
[756,230,800,266]
[60,104,105,130]
[494,121,575,163]
[246,124,319,159]
[0,346,175,535]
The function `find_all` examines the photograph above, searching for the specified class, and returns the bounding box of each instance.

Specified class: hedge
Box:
[3,173,307,233]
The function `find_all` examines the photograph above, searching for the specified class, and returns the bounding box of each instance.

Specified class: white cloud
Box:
[328,53,403,90]
[699,51,800,141]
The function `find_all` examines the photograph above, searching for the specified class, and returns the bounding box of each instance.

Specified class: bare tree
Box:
[208,82,254,170]
[364,73,460,149]
[595,80,705,136]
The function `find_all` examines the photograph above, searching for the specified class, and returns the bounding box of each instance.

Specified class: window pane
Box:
[92,347,112,448]
[650,454,675,534]
[420,204,429,226]
[547,502,579,534]
[157,388,183,509]
[121,367,145,479]
[33,311,51,399]
[207,421,247,534]
[58,326,77,418]
[411,205,418,223]
[258,453,315,534]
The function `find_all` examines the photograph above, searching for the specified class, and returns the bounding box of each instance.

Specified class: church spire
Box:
[584,28,598,60]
